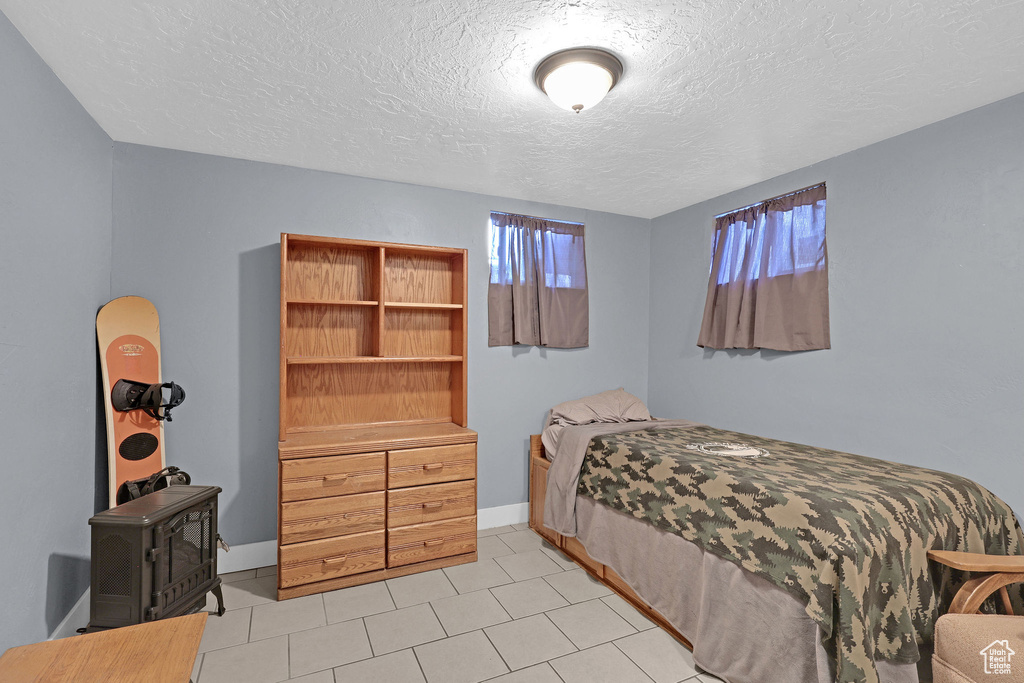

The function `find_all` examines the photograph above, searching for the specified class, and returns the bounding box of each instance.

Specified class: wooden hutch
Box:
[277,233,477,599]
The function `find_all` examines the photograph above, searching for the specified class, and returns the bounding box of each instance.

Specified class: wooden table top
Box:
[0,612,207,683]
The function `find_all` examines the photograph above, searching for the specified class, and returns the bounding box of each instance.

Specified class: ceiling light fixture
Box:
[534,47,623,114]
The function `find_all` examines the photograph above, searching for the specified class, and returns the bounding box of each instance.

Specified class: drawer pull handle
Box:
[422,502,444,510]
[424,539,445,547]
[322,555,348,569]
[422,463,445,471]
[323,474,350,484]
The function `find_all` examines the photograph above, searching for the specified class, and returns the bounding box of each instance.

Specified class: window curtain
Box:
[488,212,588,348]
[697,184,829,351]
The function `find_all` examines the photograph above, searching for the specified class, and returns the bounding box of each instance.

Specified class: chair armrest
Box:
[928,550,1024,572]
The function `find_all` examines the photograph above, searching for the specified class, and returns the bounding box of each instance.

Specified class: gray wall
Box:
[5,0,1022,650]
[648,92,1024,518]
[0,11,113,650]
[111,144,651,545]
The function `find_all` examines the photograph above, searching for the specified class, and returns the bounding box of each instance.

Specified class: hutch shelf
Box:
[277,233,476,600]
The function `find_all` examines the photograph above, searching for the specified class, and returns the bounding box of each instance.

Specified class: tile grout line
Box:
[492,534,515,554]
[556,594,640,649]
[313,634,379,677]
[540,569,575,600]
[551,641,659,683]
[477,627,514,679]
[486,587,515,625]
[354,615,373,674]
[248,613,339,646]
[374,606,463,659]
[425,598,452,639]
[476,660,571,683]
[539,610,581,656]
[333,646,418,682]
[609,636,668,683]
[438,568,459,596]
[382,577,398,613]
[288,607,379,679]
[488,576,570,621]
[367,578,400,657]
[363,615,377,658]
[409,645,431,683]
[490,559,515,588]
[231,527,692,683]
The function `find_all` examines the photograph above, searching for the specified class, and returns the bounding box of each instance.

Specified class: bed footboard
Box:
[527,434,692,650]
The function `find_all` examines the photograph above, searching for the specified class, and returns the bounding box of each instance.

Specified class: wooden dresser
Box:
[277,234,477,600]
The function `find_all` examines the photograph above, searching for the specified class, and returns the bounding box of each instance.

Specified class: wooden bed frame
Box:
[528,434,692,649]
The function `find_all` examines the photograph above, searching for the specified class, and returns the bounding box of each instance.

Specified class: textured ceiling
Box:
[3,0,1024,219]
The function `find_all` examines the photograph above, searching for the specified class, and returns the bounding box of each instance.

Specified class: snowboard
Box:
[97,296,167,508]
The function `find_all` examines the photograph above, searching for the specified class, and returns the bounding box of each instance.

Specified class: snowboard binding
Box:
[115,466,192,505]
[111,379,186,422]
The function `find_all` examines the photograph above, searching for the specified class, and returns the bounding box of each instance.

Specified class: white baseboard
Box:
[218,539,277,574]
[477,502,529,529]
[51,502,530,636]
[49,587,90,640]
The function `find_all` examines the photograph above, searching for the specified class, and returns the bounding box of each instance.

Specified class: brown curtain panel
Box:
[697,184,829,351]
[488,212,588,348]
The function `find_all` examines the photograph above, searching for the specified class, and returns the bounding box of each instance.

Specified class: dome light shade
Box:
[534,48,623,113]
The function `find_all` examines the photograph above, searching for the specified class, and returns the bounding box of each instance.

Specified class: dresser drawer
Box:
[281,491,386,544]
[281,452,386,502]
[387,515,476,568]
[387,481,475,528]
[280,530,385,588]
[388,444,475,488]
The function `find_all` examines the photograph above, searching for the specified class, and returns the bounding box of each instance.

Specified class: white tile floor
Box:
[195,526,724,683]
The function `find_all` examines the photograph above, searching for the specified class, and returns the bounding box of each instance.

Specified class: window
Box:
[487,211,588,348]
[697,183,829,351]
[711,189,827,285]
[489,217,586,290]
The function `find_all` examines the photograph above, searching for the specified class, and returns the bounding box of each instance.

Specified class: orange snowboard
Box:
[97,296,167,507]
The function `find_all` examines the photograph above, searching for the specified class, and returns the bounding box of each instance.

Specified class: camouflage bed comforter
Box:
[576,425,1024,683]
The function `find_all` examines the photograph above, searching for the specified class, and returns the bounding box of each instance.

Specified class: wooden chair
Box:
[928,550,1024,614]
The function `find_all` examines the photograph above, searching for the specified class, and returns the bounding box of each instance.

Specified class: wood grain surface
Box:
[278,236,473,600]
[387,480,476,528]
[281,491,386,543]
[388,443,476,488]
[279,423,477,459]
[280,452,386,502]
[286,363,452,428]
[286,243,377,302]
[0,613,206,683]
[277,551,477,600]
[387,515,477,568]
[287,303,376,358]
[280,530,386,587]
[384,308,453,356]
[384,252,453,304]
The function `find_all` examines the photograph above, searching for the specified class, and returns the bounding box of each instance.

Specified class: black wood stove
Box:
[88,485,225,631]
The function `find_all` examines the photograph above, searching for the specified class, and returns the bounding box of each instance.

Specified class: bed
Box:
[528,390,1024,683]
